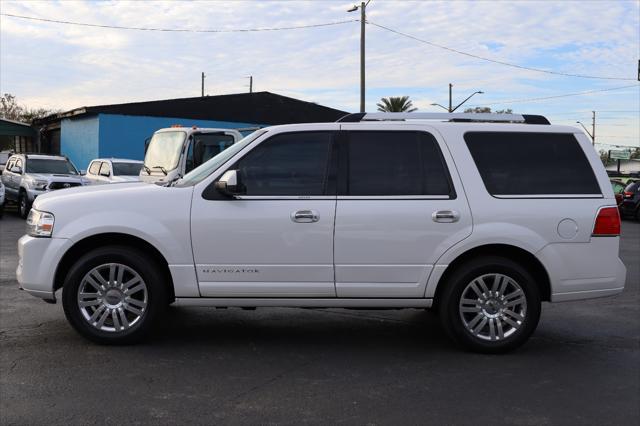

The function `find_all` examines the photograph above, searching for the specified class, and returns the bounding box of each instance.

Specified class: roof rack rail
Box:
[337,112,550,125]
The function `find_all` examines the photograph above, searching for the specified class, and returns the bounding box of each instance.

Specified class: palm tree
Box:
[376,96,417,112]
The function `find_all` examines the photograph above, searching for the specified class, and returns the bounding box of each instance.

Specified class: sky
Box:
[1,0,638,149]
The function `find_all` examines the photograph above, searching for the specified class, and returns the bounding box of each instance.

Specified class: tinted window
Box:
[233,132,333,196]
[113,162,142,176]
[345,131,451,196]
[465,132,600,195]
[88,162,101,175]
[26,159,77,174]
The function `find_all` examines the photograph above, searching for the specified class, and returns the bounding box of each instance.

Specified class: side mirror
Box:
[100,169,110,177]
[79,169,86,176]
[214,170,241,196]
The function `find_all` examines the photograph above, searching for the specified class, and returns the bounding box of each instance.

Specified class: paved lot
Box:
[0,207,638,425]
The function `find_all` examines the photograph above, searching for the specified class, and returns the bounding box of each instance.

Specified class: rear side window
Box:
[344,131,452,196]
[99,162,111,176]
[465,132,601,196]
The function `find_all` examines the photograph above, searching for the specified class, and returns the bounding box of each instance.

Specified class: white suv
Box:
[17,113,626,353]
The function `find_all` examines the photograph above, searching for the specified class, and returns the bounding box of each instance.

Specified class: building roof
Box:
[0,117,36,137]
[36,92,348,125]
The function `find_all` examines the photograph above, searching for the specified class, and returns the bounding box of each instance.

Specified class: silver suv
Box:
[1,154,85,218]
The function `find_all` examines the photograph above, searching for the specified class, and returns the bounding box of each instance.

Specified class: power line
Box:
[467,84,639,107]
[0,13,359,32]
[367,21,637,81]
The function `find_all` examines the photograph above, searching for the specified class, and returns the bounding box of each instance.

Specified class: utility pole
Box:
[201,72,206,97]
[348,1,369,112]
[591,110,596,146]
[359,1,365,113]
[448,83,453,112]
[248,76,253,93]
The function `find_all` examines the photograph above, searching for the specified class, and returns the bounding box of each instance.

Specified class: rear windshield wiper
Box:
[151,166,168,176]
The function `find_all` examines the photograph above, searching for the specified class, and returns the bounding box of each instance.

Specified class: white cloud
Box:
[0,0,638,144]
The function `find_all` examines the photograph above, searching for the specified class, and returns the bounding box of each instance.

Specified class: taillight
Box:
[623,191,633,199]
[592,207,620,236]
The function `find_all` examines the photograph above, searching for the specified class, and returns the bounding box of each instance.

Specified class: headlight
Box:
[26,209,55,237]
[26,178,48,190]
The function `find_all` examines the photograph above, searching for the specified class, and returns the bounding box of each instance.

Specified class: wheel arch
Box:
[432,244,551,306]
[53,232,175,302]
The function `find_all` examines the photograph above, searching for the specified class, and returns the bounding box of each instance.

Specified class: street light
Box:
[450,90,484,112]
[430,103,450,111]
[576,120,595,145]
[431,90,484,112]
[348,0,371,112]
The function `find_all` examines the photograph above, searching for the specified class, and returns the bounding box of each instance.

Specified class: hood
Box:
[112,175,141,183]
[28,173,84,182]
[33,181,177,212]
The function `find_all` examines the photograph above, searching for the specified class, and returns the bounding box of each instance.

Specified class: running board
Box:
[173,298,432,308]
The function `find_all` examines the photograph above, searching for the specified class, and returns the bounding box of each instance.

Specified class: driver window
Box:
[14,159,23,173]
[99,162,111,177]
[232,132,333,196]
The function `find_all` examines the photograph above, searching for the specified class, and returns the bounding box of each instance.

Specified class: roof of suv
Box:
[11,154,69,161]
[91,158,143,163]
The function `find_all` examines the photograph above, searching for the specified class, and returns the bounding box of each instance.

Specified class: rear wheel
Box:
[62,246,168,344]
[438,256,541,353]
[18,191,30,219]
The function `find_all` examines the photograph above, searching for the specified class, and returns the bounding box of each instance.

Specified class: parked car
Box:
[0,150,13,173]
[17,112,626,353]
[610,179,627,206]
[619,181,640,221]
[85,158,143,184]
[1,154,85,218]
[140,126,243,185]
[0,178,4,218]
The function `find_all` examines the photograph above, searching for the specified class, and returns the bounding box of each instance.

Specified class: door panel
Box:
[190,128,338,298]
[191,199,336,297]
[335,125,472,298]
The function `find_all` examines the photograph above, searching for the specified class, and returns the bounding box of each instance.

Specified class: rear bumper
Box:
[619,200,638,216]
[536,238,626,302]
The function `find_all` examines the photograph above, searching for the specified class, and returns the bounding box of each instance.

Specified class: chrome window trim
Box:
[493,194,604,199]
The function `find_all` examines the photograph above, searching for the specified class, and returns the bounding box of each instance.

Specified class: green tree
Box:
[0,93,60,124]
[463,107,513,114]
[376,96,417,112]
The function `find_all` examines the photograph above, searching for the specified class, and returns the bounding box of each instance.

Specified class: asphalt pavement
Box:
[1,207,638,425]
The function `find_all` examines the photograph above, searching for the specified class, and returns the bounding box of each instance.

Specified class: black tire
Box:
[635,207,640,222]
[18,191,30,219]
[0,203,4,218]
[438,256,541,354]
[62,246,168,345]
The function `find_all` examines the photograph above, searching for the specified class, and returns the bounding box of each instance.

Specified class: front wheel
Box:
[438,256,541,353]
[18,191,30,219]
[62,246,168,344]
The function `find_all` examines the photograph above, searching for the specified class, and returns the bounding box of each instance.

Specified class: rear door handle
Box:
[432,210,460,223]
[291,210,320,223]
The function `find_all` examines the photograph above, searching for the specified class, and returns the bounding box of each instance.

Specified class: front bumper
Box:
[17,235,71,302]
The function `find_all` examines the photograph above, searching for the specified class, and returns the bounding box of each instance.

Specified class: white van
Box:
[17,113,626,352]
[140,126,243,184]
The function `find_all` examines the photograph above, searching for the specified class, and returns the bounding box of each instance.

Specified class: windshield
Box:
[176,130,267,187]
[144,131,186,171]
[26,159,78,174]
[113,162,143,176]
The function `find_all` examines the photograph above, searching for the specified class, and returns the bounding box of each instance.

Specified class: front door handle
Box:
[291,210,320,223]
[432,210,460,223]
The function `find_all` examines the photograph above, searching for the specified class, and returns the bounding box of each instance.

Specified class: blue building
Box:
[35,92,347,170]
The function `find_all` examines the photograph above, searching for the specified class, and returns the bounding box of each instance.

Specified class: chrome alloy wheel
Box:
[459,273,527,341]
[77,263,148,332]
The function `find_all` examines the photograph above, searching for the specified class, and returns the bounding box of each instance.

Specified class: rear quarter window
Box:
[464,132,601,196]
